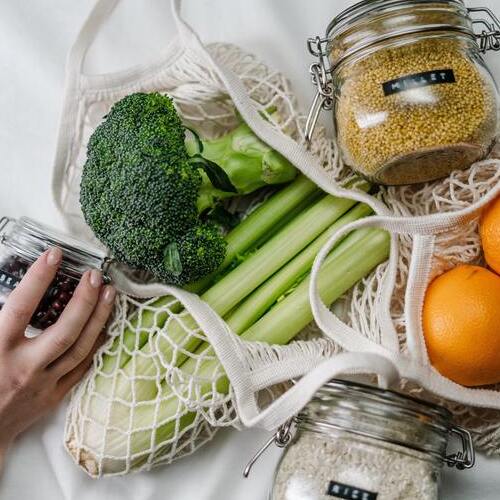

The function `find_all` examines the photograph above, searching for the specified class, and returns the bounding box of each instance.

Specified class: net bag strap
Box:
[52,0,197,215]
[239,352,401,430]
[65,0,195,75]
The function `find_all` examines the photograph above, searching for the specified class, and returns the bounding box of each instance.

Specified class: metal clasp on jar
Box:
[243,419,295,478]
[445,426,475,470]
[101,256,115,284]
[0,216,12,244]
[304,36,334,144]
[468,7,500,52]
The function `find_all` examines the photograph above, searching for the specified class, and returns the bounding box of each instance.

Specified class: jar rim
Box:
[315,378,452,423]
[325,0,475,71]
[327,0,467,37]
[2,217,107,276]
[296,379,453,462]
[326,0,465,35]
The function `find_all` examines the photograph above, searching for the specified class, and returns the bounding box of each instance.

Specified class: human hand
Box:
[0,247,115,471]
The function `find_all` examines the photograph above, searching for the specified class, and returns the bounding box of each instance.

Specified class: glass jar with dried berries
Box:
[0,217,109,335]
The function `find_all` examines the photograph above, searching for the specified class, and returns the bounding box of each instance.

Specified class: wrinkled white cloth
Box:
[1,1,500,498]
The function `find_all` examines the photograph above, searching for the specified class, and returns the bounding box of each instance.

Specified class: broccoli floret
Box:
[152,224,227,284]
[80,92,296,285]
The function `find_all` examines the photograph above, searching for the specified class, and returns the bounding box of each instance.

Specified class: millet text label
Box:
[382,68,456,96]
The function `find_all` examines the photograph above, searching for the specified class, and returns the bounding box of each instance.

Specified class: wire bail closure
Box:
[0,216,11,234]
[469,7,500,52]
[445,426,475,470]
[304,36,334,145]
[0,216,12,245]
[243,419,294,478]
[242,419,474,478]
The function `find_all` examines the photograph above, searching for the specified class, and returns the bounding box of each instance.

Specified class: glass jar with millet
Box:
[306,0,500,185]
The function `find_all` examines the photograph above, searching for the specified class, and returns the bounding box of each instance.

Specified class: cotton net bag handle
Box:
[239,352,402,431]
[62,0,195,71]
[52,0,117,214]
[51,0,196,217]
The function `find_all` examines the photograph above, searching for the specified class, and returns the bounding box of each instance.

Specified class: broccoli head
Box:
[80,92,296,285]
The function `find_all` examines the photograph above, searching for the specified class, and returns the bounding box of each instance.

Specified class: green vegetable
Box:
[225,202,373,333]
[80,92,297,286]
[95,190,362,402]
[99,175,321,375]
[73,91,389,475]
[71,226,389,472]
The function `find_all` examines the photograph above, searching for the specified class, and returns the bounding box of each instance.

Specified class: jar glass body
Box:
[328,3,499,185]
[270,428,441,500]
[0,217,108,334]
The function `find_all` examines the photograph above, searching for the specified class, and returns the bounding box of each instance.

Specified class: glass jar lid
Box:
[0,216,108,277]
[304,0,500,142]
[297,379,450,460]
[329,0,467,29]
[296,379,474,468]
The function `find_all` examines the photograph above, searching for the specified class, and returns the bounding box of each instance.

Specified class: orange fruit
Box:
[480,196,500,275]
[423,265,500,387]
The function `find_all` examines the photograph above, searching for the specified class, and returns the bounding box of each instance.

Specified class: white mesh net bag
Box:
[52,0,500,478]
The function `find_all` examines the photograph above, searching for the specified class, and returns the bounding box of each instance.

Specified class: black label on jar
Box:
[382,68,456,96]
[0,270,21,291]
[326,480,378,500]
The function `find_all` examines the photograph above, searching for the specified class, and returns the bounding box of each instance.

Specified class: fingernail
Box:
[89,269,102,288]
[101,285,116,304]
[46,247,62,266]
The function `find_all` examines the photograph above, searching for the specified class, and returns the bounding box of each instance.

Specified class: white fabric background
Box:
[0,0,499,498]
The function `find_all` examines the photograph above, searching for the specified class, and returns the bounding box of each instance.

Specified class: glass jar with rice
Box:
[305,0,500,185]
[244,379,475,500]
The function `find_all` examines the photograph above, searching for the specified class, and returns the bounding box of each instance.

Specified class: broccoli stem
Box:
[186,122,297,213]
[100,176,320,376]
